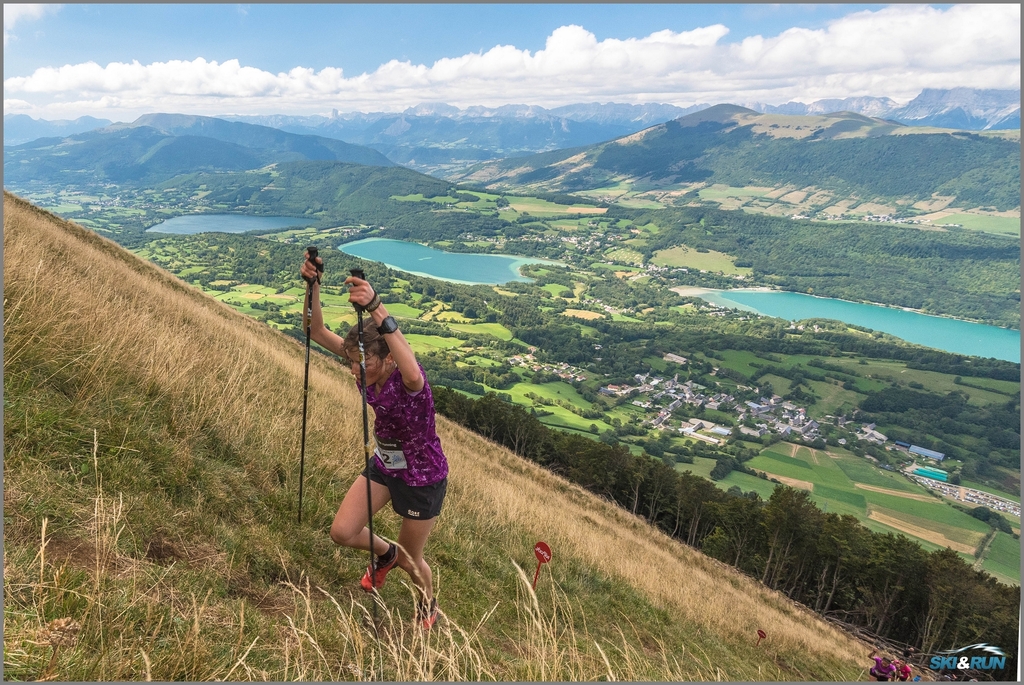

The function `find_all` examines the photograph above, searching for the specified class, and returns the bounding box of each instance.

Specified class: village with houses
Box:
[507,348,898,450]
[503,349,1020,519]
[592,352,828,446]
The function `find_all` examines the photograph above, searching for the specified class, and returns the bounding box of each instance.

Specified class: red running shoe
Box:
[360,544,398,592]
[416,597,439,631]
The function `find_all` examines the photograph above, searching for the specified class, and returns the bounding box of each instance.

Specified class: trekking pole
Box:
[297,247,322,524]
[350,267,379,634]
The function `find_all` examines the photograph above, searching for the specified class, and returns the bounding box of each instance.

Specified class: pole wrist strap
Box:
[365,292,382,312]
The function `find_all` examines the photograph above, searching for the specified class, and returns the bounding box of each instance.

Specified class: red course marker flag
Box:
[532,542,552,589]
[756,629,767,647]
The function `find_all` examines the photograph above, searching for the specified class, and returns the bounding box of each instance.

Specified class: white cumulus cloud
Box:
[4,4,60,47]
[3,4,1019,119]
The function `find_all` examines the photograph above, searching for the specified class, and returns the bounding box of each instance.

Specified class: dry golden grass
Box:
[754,472,815,492]
[4,192,873,680]
[560,309,604,321]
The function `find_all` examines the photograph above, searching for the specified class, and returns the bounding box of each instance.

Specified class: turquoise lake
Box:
[146,214,306,234]
[700,289,1020,363]
[339,238,556,285]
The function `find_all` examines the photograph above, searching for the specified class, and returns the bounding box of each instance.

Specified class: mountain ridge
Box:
[747,88,1020,130]
[2,113,115,146]
[452,106,1021,212]
[3,114,394,186]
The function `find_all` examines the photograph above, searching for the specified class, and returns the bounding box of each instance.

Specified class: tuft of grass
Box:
[4,191,870,681]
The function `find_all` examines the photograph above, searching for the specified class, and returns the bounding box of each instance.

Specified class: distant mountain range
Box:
[453,104,1021,212]
[745,88,1020,130]
[3,113,392,186]
[217,103,709,173]
[4,88,1018,188]
[217,88,1019,173]
[7,88,1015,174]
[3,114,114,146]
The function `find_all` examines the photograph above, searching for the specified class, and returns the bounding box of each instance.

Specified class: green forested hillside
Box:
[456,106,1021,211]
[612,205,1021,327]
[3,116,393,186]
[165,161,447,223]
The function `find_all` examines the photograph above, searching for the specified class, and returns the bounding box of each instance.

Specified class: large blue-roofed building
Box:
[909,445,945,461]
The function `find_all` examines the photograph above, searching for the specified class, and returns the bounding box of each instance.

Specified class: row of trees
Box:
[433,387,1019,679]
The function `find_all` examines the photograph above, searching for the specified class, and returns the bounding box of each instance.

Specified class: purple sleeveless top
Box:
[362,363,448,487]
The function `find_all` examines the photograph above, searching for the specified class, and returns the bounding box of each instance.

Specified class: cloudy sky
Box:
[3,3,1019,121]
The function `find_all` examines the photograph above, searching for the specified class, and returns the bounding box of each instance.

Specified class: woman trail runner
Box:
[301,253,448,630]
[868,650,897,681]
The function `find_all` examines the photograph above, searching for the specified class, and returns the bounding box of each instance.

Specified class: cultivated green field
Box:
[934,212,1020,236]
[719,469,782,501]
[446,322,514,340]
[678,455,716,480]
[591,262,642,273]
[795,356,1017,408]
[982,532,1021,586]
[506,196,607,216]
[384,302,425,318]
[698,185,773,202]
[489,380,602,432]
[390,190,604,217]
[739,444,1008,564]
[651,245,752,275]
[804,378,863,416]
[704,350,772,377]
[603,248,645,265]
[541,282,573,297]
[390,193,453,204]
[402,333,466,351]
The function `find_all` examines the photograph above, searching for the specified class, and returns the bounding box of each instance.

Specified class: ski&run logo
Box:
[929,643,1007,671]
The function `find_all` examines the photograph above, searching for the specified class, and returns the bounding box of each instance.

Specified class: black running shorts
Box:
[363,459,447,520]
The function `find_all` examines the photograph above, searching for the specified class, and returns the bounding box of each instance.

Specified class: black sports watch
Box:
[376,315,399,335]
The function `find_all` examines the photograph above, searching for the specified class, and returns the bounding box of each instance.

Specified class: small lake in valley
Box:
[338,238,558,285]
[691,288,1020,362]
[146,214,307,234]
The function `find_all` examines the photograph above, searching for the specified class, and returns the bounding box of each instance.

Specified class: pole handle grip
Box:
[304,246,322,285]
[349,268,367,311]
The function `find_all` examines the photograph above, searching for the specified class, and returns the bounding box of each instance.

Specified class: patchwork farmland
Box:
[678,443,1019,585]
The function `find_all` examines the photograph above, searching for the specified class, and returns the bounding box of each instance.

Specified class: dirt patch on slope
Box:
[867,509,976,554]
[854,484,936,502]
[757,471,814,491]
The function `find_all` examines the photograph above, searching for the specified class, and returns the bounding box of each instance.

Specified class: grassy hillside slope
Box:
[4,192,871,681]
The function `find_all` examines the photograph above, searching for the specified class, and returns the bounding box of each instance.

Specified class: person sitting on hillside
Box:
[868,650,896,681]
[301,253,448,631]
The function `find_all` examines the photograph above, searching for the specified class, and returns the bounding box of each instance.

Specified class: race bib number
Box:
[374,434,408,470]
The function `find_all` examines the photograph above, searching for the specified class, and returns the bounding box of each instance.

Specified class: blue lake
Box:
[699,289,1020,363]
[338,238,557,285]
[146,214,307,234]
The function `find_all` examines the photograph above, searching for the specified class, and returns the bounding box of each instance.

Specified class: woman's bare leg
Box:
[330,475,393,556]
[395,517,437,603]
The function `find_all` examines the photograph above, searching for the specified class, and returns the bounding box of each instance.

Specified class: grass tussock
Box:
[4,191,870,681]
